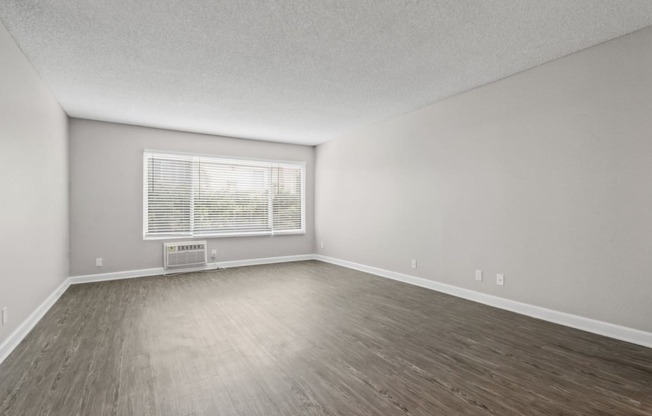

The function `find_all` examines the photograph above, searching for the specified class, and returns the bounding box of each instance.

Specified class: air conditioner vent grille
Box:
[163,241,207,269]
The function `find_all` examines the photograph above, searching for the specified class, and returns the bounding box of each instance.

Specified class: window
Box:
[143,151,305,239]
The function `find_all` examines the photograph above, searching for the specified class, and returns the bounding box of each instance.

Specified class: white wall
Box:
[315,27,652,332]
[0,24,69,345]
[69,119,315,276]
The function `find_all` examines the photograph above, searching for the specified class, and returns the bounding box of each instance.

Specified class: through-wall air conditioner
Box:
[163,241,207,269]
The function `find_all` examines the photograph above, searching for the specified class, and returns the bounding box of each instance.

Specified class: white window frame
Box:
[143,149,306,240]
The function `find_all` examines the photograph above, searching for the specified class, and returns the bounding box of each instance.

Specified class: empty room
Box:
[1,1,651,415]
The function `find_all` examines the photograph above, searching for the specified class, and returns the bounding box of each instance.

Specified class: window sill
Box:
[144,230,306,240]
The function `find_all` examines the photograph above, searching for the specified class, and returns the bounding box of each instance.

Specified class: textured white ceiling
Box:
[1,1,651,145]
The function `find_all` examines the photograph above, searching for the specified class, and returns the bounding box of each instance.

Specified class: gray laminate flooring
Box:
[0,260,650,415]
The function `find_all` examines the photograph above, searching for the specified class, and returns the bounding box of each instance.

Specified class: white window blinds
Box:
[144,151,304,238]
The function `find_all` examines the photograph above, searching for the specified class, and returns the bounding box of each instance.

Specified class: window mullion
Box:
[268,165,274,234]
[190,157,198,236]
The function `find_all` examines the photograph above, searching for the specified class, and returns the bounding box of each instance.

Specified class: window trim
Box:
[143,149,306,240]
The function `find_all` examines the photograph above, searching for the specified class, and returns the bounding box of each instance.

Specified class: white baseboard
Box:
[68,254,316,284]
[0,279,70,365]
[315,255,652,349]
[68,267,166,284]
[2,252,648,368]
[213,254,315,269]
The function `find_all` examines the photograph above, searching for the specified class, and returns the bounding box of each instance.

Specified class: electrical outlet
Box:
[211,249,217,259]
[96,257,103,267]
[411,259,417,269]
[2,307,7,325]
[475,270,483,281]
[496,273,505,286]
[320,241,324,249]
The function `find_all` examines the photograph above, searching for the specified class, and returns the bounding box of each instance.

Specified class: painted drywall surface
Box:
[0,24,69,344]
[69,119,315,276]
[316,27,652,332]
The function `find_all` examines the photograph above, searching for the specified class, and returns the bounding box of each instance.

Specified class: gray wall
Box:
[315,27,652,332]
[69,119,315,276]
[0,24,69,344]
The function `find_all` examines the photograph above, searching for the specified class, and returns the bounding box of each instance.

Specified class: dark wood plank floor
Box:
[0,260,650,415]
